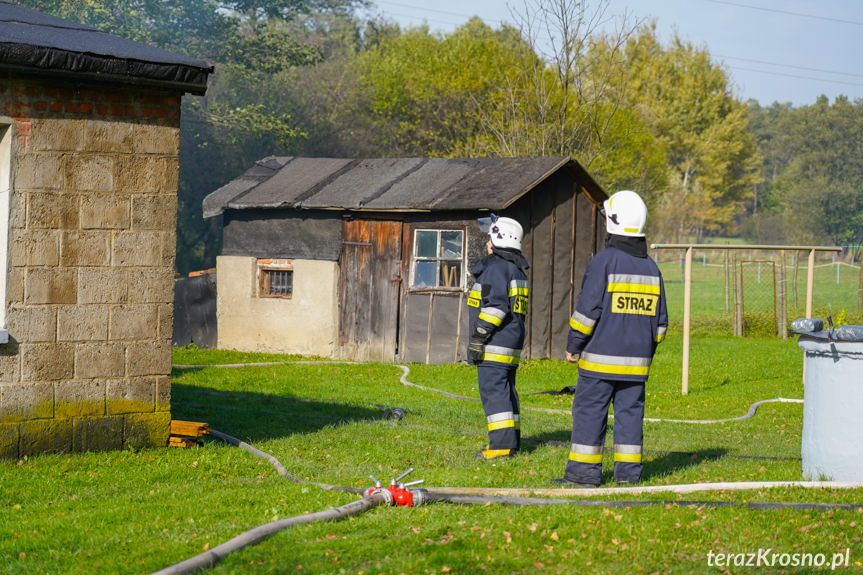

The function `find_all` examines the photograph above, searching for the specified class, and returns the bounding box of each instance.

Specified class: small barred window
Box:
[257,259,293,299]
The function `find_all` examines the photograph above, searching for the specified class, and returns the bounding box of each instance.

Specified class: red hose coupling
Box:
[366,469,426,506]
[365,474,395,504]
[387,484,426,506]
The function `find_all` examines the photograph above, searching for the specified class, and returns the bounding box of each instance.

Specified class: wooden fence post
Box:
[724,246,730,314]
[682,246,692,395]
[806,248,815,318]
[778,250,787,339]
[793,253,799,309]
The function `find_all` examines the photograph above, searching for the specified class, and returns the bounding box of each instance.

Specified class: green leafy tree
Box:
[613,25,762,242]
[466,0,667,195]
[351,17,534,157]
[767,96,863,246]
[18,0,361,273]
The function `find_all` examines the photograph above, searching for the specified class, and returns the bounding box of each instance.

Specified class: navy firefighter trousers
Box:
[477,363,520,450]
[564,374,645,485]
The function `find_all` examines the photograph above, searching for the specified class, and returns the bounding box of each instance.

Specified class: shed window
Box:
[257,259,293,298]
[411,229,464,289]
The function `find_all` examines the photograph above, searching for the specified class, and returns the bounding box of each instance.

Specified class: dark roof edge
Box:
[500,156,570,209]
[500,156,608,209]
[565,159,608,204]
[0,43,212,95]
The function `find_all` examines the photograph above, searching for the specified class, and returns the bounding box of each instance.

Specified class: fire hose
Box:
[152,362,860,575]
[150,428,863,575]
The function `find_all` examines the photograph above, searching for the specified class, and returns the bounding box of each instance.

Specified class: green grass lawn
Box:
[2,336,863,574]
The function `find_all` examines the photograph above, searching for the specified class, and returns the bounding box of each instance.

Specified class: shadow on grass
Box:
[640,448,729,482]
[170,382,400,443]
[688,377,733,394]
[521,429,728,482]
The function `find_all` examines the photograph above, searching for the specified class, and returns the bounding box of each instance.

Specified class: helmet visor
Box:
[477,213,499,234]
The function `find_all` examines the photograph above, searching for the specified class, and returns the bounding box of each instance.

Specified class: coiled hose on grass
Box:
[153,362,861,575]
[150,489,389,575]
[149,427,863,575]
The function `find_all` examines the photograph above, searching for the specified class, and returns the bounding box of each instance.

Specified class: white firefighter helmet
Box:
[478,214,523,251]
[603,190,647,237]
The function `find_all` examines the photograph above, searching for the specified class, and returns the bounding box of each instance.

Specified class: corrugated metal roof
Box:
[0,1,212,94]
[203,156,607,218]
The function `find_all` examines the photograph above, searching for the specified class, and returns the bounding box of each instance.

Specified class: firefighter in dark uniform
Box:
[554,190,668,486]
[467,215,530,460]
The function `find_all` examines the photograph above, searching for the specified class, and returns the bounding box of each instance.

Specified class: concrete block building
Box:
[0,2,211,457]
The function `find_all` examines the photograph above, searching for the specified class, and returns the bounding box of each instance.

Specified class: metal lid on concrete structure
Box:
[203,156,607,218]
[0,0,212,94]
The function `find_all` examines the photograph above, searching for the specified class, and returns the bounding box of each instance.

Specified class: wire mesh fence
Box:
[653,246,863,337]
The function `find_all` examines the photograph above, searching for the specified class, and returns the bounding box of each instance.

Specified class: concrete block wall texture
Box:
[0,76,181,458]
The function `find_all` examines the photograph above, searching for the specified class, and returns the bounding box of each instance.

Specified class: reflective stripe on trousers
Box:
[568,443,602,464]
[578,351,651,377]
[477,364,520,450]
[613,443,642,463]
[487,411,521,431]
[563,374,645,485]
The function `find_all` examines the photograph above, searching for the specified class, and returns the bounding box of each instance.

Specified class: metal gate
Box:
[338,219,403,361]
[737,260,777,336]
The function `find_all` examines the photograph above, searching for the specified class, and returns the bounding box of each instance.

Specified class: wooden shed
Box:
[203,156,608,363]
[0,2,211,458]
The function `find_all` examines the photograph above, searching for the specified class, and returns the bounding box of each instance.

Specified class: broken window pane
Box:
[440,230,463,259]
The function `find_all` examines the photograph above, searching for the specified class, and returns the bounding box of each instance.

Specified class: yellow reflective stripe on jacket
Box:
[568,443,603,464]
[468,283,482,308]
[608,282,661,295]
[607,273,661,295]
[482,353,519,364]
[614,444,642,463]
[478,307,506,327]
[656,325,667,343]
[508,279,529,297]
[510,280,529,315]
[578,352,651,376]
[481,345,521,365]
[569,310,596,335]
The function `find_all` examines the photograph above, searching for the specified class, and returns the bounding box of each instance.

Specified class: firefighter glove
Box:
[468,326,491,362]
[468,340,484,362]
[472,325,492,343]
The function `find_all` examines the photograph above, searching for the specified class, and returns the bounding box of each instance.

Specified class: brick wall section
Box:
[0,75,181,458]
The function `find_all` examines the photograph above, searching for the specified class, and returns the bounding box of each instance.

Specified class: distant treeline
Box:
[20,0,863,273]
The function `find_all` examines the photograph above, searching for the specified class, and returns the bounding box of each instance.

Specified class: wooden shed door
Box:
[338,219,403,361]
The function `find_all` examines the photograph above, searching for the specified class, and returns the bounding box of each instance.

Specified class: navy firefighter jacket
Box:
[467,251,529,366]
[567,244,668,383]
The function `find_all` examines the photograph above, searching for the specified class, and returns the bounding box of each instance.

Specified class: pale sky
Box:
[366,0,863,107]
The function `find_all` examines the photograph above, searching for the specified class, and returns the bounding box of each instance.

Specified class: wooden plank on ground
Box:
[170,420,210,437]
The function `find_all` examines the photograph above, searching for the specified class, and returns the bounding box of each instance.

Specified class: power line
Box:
[714,54,863,80]
[702,0,863,27]
[727,65,863,89]
[374,9,466,28]
[373,1,504,26]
